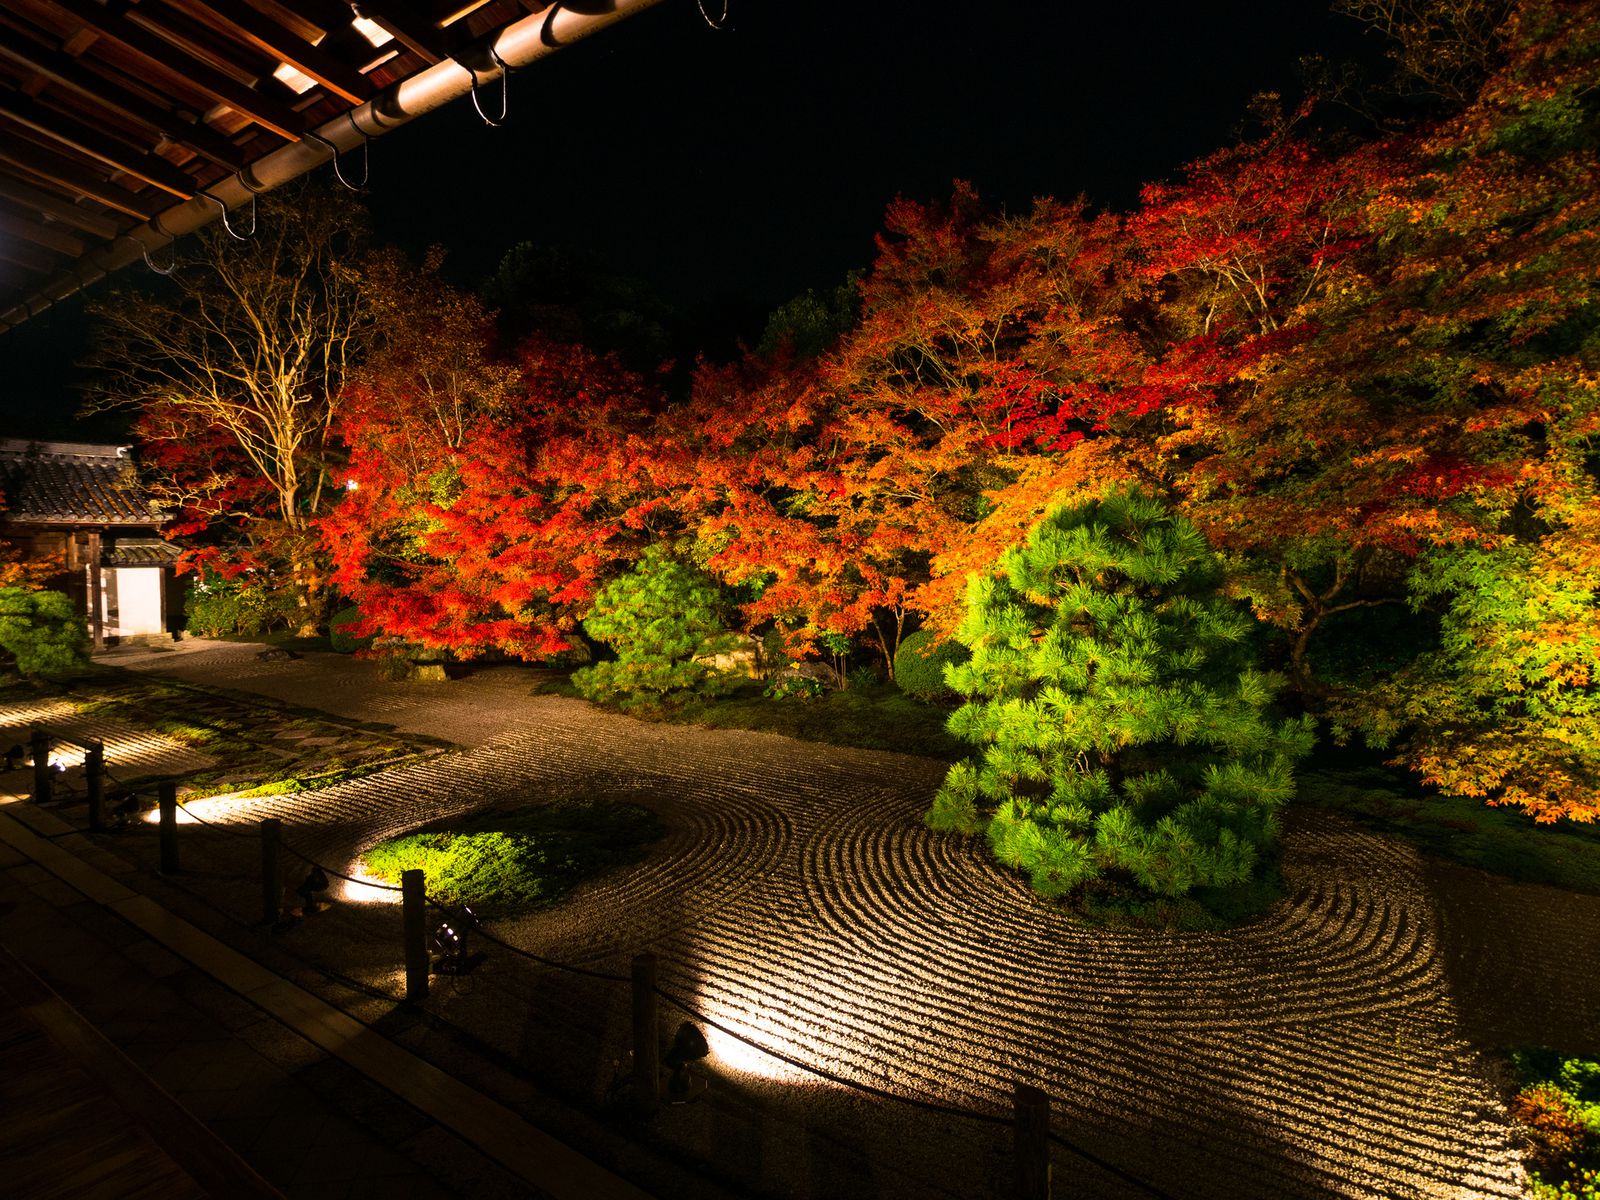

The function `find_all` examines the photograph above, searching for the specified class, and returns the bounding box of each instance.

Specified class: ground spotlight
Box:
[663,1022,709,1103]
[3,744,23,770]
[109,790,139,827]
[295,865,330,914]
[431,904,478,975]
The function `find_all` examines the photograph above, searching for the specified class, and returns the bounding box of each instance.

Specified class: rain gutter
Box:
[0,0,669,331]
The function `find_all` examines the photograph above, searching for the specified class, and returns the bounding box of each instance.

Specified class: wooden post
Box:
[402,869,427,1003]
[84,740,104,831]
[87,530,104,651]
[631,953,659,1116]
[157,781,178,875]
[259,818,282,925]
[1014,1083,1051,1200]
[30,728,50,803]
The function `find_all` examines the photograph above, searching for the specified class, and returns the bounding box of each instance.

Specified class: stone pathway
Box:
[27,638,1600,1198]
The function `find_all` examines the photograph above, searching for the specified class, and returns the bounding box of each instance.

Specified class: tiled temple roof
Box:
[104,538,183,567]
[0,440,163,526]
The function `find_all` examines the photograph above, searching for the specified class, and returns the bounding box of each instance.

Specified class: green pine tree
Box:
[573,546,740,705]
[928,488,1314,899]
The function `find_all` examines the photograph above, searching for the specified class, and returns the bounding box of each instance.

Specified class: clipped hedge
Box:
[894,630,969,702]
[328,605,373,653]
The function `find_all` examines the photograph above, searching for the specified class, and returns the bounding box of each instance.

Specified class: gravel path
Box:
[47,640,1598,1197]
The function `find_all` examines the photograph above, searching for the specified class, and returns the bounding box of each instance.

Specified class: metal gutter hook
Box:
[131,222,176,276]
[467,47,510,126]
[305,123,370,191]
[697,0,731,30]
[197,190,256,241]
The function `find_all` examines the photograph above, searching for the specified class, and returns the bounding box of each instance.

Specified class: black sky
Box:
[3,0,1376,435]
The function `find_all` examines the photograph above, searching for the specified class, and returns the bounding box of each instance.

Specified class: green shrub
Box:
[1509,1051,1600,1196]
[894,630,969,701]
[928,487,1314,900]
[184,574,297,638]
[573,546,740,705]
[362,799,662,913]
[765,672,825,702]
[0,587,88,679]
[328,605,373,653]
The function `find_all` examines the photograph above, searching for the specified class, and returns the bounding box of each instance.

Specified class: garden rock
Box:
[694,633,766,679]
[775,660,840,690]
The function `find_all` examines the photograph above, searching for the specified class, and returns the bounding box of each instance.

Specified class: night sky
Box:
[2,0,1375,437]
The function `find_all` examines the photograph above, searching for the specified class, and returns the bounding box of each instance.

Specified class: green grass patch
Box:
[361,799,664,914]
[1299,748,1600,893]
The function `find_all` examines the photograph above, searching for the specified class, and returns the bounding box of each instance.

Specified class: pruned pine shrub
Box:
[574,546,740,704]
[0,587,89,679]
[928,488,1314,899]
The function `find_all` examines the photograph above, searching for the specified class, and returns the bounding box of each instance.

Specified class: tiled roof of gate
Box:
[0,440,163,526]
[105,538,183,567]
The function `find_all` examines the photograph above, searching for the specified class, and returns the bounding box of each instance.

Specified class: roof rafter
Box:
[0,203,87,256]
[0,27,249,170]
[0,92,200,198]
[0,174,123,238]
[0,137,160,220]
[39,0,306,140]
[0,237,57,274]
[170,0,374,105]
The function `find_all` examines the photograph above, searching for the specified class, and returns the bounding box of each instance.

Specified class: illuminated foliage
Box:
[930,490,1313,898]
[324,332,661,659]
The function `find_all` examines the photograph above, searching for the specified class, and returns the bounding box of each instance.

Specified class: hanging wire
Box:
[468,47,510,126]
[196,190,256,241]
[304,128,370,191]
[697,0,732,31]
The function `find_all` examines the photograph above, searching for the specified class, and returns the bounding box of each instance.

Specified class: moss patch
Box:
[361,799,663,914]
[57,668,451,797]
[544,674,967,759]
[1299,751,1600,894]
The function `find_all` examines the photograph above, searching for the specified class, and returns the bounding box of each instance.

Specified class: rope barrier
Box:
[1046,1130,1181,1200]
[653,984,1010,1126]
[425,898,629,982]
[173,796,260,840]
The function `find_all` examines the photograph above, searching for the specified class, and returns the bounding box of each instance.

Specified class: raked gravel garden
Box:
[5,637,1598,1199]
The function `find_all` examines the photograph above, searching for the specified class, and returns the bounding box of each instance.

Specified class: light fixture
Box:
[272,61,318,95]
[295,865,330,913]
[662,1022,709,1103]
[344,478,360,491]
[431,904,478,975]
[110,790,139,828]
[350,8,394,48]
